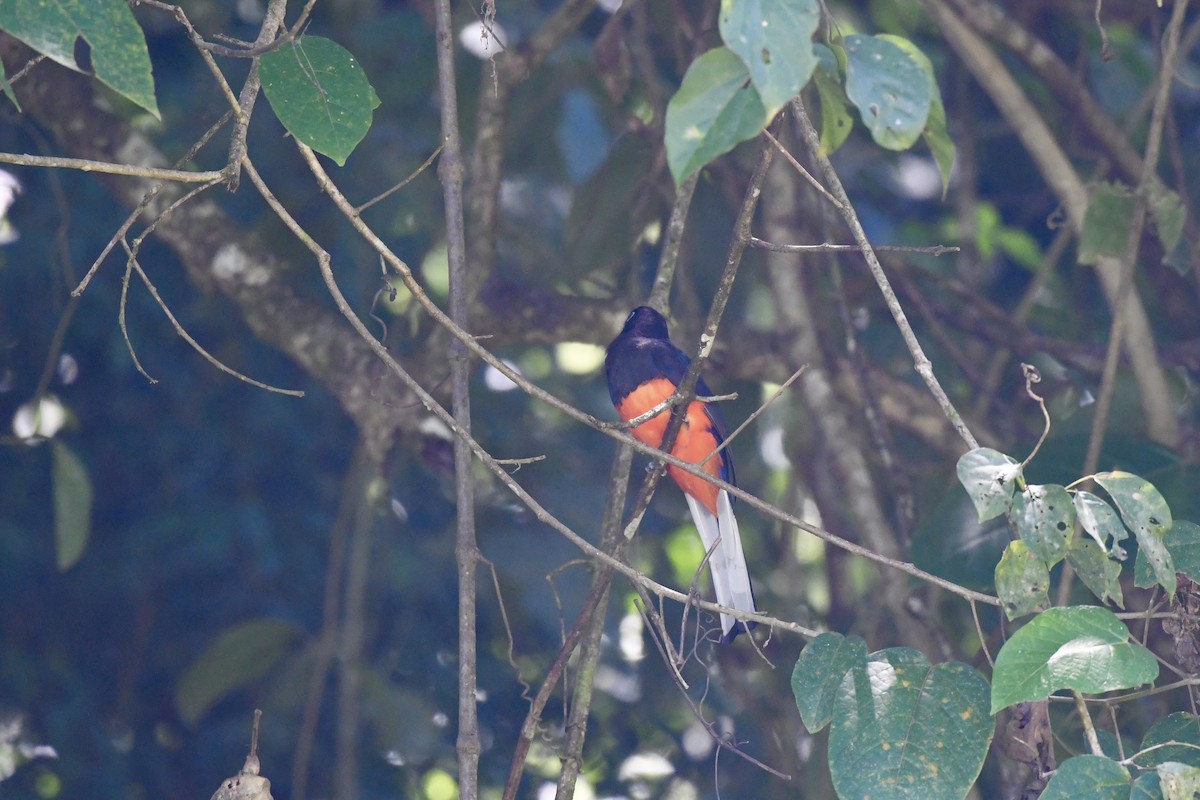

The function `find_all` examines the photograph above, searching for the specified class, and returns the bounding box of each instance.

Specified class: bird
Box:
[605,306,756,643]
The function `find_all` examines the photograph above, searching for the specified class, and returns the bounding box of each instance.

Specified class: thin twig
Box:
[0,152,223,182]
[749,236,959,255]
[763,128,843,209]
[1073,691,1103,756]
[355,143,444,214]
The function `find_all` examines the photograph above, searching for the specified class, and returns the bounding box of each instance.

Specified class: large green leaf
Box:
[1096,471,1175,596]
[842,34,932,150]
[790,632,867,732]
[175,618,304,725]
[260,36,381,166]
[718,0,819,119]
[52,440,92,571]
[955,447,1021,522]
[995,540,1050,620]
[664,46,767,185]
[1039,755,1130,800]
[829,648,992,800]
[0,0,158,117]
[990,606,1158,713]
[1012,484,1073,567]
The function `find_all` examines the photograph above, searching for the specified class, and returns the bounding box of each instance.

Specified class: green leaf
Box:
[1149,181,1185,257]
[260,36,381,166]
[842,34,933,150]
[1012,484,1073,567]
[51,440,92,571]
[812,44,853,155]
[790,632,867,732]
[1039,755,1130,800]
[664,46,767,185]
[1074,490,1130,557]
[176,618,304,725]
[719,0,819,119]
[995,540,1050,620]
[1135,713,1200,769]
[1096,470,1175,596]
[876,34,954,196]
[955,447,1022,522]
[1066,540,1124,608]
[1079,181,1135,265]
[990,606,1158,713]
[829,648,992,800]
[0,0,158,118]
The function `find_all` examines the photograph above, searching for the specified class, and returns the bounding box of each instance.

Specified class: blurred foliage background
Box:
[1,0,1200,799]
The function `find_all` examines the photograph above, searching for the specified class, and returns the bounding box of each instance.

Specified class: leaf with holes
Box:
[791,632,867,732]
[0,0,158,117]
[842,34,932,150]
[1074,490,1130,557]
[1066,540,1123,608]
[1013,484,1073,567]
[719,0,819,119]
[995,540,1049,620]
[1096,471,1175,596]
[877,34,954,196]
[956,447,1021,522]
[829,648,992,800]
[990,606,1158,713]
[260,36,381,166]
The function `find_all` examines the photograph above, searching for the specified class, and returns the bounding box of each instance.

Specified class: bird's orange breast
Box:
[616,378,724,515]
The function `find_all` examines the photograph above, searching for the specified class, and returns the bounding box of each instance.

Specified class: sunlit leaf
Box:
[955,447,1021,522]
[991,606,1157,713]
[791,632,867,732]
[829,648,992,800]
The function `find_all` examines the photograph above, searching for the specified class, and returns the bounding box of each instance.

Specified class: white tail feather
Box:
[685,490,756,641]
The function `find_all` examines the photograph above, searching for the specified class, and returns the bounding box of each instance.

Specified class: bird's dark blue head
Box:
[620,306,671,341]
